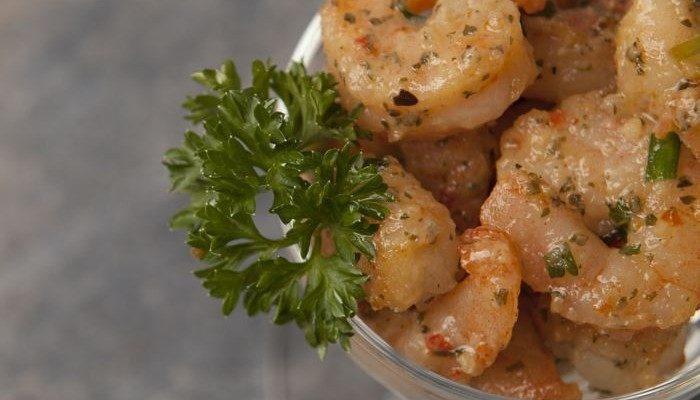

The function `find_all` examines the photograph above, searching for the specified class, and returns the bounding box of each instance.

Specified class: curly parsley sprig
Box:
[163,60,391,356]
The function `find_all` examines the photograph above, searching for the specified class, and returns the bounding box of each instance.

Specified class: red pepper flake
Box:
[661,207,683,226]
[549,109,565,127]
[450,367,465,379]
[425,333,452,352]
[355,35,376,54]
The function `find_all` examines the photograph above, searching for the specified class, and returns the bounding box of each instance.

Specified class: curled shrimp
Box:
[364,226,522,378]
[616,0,700,157]
[523,0,631,102]
[470,300,582,400]
[532,297,688,395]
[320,0,537,142]
[481,91,700,330]
[399,128,499,231]
[359,157,459,312]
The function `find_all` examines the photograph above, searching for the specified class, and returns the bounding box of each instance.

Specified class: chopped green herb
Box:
[620,243,641,255]
[417,311,425,322]
[677,176,693,188]
[617,297,629,308]
[681,195,696,205]
[677,79,698,91]
[626,39,646,75]
[569,233,589,246]
[645,133,681,182]
[645,214,657,226]
[544,242,580,278]
[568,193,585,215]
[609,195,641,226]
[463,25,477,36]
[526,173,543,195]
[644,291,658,301]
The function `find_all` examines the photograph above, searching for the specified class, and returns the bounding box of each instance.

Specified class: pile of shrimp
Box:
[320,0,699,398]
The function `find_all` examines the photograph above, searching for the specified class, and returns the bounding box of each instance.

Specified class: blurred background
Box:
[0,1,387,399]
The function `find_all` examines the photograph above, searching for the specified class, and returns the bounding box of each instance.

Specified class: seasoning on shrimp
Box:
[320,0,537,142]
[522,0,632,102]
[359,157,459,312]
[482,91,700,330]
[616,0,700,158]
[399,128,499,231]
[532,297,689,395]
[363,226,522,379]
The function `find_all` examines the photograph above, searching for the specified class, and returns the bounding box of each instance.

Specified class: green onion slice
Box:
[645,132,681,182]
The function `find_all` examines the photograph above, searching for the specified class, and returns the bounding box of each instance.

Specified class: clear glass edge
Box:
[283,12,700,400]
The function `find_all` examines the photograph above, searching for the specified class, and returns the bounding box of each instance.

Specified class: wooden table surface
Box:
[0,1,386,398]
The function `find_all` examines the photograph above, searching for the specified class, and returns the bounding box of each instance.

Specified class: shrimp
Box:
[523,0,631,102]
[363,226,522,378]
[514,0,548,14]
[532,298,688,394]
[359,157,459,312]
[470,302,582,400]
[361,100,544,231]
[399,128,499,230]
[616,0,700,157]
[481,90,700,330]
[320,0,537,142]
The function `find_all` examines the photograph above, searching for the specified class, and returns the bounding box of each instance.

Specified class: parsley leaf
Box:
[164,60,391,355]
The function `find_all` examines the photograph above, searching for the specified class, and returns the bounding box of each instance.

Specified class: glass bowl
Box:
[287,13,700,400]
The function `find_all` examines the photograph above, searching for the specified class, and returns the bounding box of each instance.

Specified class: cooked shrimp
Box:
[364,227,522,378]
[399,128,499,230]
[523,0,631,102]
[359,157,459,312]
[320,0,537,142]
[532,298,688,394]
[514,0,548,14]
[470,302,582,400]
[481,91,700,330]
[616,0,700,157]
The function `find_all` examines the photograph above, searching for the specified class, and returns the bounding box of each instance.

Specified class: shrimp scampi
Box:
[470,301,582,400]
[532,298,689,395]
[364,226,522,379]
[321,0,537,142]
[523,0,631,102]
[399,128,499,230]
[616,0,700,157]
[359,157,459,312]
[482,91,700,330]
